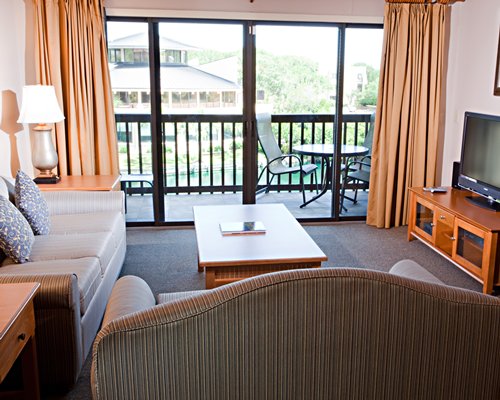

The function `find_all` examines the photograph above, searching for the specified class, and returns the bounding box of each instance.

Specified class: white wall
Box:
[442,0,500,185]
[0,0,32,178]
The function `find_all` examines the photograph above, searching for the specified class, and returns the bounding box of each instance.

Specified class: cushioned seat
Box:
[50,212,125,252]
[93,266,500,400]
[10,232,116,275]
[50,211,124,236]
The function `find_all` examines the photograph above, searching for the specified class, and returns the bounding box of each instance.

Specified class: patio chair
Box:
[120,173,154,213]
[340,112,375,211]
[256,113,318,204]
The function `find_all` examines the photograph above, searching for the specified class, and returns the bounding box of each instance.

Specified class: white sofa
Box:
[0,181,126,392]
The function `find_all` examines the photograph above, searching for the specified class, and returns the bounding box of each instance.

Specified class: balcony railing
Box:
[115,113,374,195]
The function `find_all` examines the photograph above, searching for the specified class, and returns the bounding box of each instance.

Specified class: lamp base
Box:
[34,175,60,184]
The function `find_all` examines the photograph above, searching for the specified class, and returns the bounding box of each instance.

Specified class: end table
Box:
[0,282,41,399]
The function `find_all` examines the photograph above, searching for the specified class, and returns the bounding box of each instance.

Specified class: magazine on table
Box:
[219,221,266,236]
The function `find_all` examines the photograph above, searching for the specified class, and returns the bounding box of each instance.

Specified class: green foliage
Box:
[357,80,378,106]
[193,49,336,114]
[352,63,379,108]
[256,50,334,114]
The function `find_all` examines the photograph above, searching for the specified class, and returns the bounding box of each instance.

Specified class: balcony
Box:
[116,113,373,222]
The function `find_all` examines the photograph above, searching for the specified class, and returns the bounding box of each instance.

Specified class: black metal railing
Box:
[115,113,373,195]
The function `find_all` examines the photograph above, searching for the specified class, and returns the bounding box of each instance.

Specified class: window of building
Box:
[141,91,150,104]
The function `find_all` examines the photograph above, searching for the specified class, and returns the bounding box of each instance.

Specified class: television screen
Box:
[458,112,500,210]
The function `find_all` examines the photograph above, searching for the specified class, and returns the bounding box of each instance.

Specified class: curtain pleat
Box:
[367,3,448,228]
[33,0,119,176]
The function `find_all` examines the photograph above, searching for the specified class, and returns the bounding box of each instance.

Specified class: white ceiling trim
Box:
[105,8,383,24]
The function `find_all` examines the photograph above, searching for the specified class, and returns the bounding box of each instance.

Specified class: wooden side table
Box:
[0,282,41,399]
[37,174,120,192]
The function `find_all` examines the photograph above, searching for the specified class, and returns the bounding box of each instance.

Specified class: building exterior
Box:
[108,32,242,114]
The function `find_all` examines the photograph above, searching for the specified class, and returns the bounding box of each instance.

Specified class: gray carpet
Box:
[48,222,483,399]
[122,223,482,293]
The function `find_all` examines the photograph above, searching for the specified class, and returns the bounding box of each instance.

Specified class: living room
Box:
[1,0,500,399]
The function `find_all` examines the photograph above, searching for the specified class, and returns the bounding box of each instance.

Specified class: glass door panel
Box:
[255,25,338,219]
[159,22,244,222]
[415,201,434,241]
[457,228,484,267]
[454,220,488,278]
[107,21,154,223]
[340,28,383,217]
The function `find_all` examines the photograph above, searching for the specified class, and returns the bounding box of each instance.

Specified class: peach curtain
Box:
[366,3,449,228]
[33,0,119,176]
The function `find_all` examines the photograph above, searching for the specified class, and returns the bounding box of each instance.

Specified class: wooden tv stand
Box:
[408,187,500,294]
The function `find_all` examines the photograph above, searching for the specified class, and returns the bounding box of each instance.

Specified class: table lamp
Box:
[17,85,65,183]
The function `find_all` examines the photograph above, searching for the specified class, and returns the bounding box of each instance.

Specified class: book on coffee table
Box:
[219,221,266,236]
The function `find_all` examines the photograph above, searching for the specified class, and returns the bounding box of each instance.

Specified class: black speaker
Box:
[452,161,461,189]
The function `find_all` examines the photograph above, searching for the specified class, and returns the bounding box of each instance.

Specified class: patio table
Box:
[293,143,369,208]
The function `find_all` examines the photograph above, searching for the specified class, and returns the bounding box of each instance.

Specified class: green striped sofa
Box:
[92,266,500,400]
[0,180,126,391]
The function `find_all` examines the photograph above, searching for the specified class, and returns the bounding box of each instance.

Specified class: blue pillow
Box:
[15,170,51,235]
[0,196,34,263]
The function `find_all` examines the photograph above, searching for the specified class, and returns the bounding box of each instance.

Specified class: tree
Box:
[352,63,379,108]
[193,48,336,114]
[256,50,334,114]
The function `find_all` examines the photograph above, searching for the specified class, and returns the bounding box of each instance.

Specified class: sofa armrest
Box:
[43,190,124,216]
[0,273,83,389]
[101,275,156,327]
[389,259,445,285]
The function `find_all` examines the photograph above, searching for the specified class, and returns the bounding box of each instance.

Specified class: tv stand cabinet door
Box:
[452,219,496,293]
[409,194,435,243]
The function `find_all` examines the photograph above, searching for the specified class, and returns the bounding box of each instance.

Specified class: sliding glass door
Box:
[254,24,339,219]
[158,22,244,222]
[106,17,382,225]
[340,27,383,217]
[107,21,155,223]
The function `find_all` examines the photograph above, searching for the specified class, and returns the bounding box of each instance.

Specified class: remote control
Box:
[423,187,447,193]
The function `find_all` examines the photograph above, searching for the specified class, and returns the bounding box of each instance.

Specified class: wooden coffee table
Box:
[193,204,327,289]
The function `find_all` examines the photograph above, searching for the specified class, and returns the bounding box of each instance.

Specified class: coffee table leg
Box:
[206,270,216,289]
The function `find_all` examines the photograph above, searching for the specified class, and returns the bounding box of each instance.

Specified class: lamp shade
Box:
[17,85,65,124]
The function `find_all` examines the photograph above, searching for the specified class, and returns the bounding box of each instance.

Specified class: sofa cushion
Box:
[0,257,102,315]
[2,232,115,275]
[15,170,50,235]
[50,212,124,249]
[0,196,34,263]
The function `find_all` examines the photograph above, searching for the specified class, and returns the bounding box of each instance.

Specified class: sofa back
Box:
[92,268,500,400]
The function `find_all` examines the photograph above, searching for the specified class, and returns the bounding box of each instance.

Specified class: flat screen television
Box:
[458,111,500,212]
